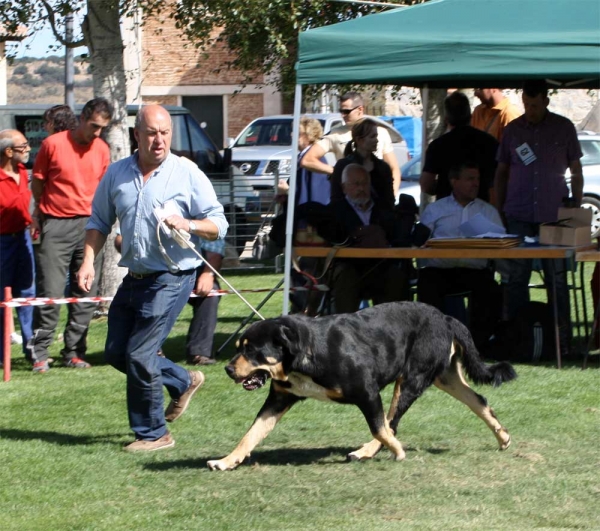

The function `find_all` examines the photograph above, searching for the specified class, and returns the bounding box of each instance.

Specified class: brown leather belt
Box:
[127,270,161,280]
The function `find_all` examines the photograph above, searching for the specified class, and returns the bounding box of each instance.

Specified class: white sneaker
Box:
[10,332,22,345]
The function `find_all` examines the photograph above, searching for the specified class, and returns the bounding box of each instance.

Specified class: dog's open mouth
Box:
[241,370,269,391]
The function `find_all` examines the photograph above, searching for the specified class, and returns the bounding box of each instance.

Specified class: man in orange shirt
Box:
[0,130,35,367]
[30,98,113,373]
[471,88,521,142]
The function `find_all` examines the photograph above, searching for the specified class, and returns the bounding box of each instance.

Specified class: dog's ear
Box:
[273,322,301,357]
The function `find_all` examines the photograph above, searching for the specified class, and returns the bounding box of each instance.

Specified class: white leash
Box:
[159,225,266,321]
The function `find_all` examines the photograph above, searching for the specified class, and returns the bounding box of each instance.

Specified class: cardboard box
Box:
[539,208,592,247]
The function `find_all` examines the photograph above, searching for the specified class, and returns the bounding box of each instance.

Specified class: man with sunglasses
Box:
[300,91,401,196]
[0,130,35,367]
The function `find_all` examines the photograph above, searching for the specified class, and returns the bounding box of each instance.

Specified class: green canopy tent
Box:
[281,0,600,313]
[297,0,600,89]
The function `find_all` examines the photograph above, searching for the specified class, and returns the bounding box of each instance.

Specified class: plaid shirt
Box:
[199,237,225,257]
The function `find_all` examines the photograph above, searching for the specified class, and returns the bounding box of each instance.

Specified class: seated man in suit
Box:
[417,162,503,349]
[328,163,410,314]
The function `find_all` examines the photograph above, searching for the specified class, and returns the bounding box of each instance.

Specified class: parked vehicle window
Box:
[170,114,192,158]
[235,119,292,147]
[580,139,600,166]
[15,115,47,168]
[186,115,220,173]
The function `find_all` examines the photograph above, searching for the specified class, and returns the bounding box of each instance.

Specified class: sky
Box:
[11,24,88,58]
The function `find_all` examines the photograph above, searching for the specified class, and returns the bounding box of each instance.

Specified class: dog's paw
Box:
[346,451,364,462]
[392,451,406,461]
[495,427,512,451]
[498,433,512,451]
[207,459,232,471]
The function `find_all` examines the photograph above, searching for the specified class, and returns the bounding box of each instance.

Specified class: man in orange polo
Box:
[471,88,521,142]
[30,98,113,373]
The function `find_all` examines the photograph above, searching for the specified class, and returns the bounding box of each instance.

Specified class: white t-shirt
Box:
[315,124,393,161]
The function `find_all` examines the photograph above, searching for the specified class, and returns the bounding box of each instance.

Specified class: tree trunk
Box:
[419,88,447,211]
[423,88,447,146]
[83,0,130,308]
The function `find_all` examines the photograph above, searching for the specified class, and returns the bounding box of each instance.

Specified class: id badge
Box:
[515,142,537,166]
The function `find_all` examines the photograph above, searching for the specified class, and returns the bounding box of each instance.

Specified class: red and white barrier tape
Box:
[0,285,329,308]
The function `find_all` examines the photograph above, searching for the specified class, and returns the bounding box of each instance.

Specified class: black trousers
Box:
[417,267,501,348]
[331,259,410,314]
[185,276,220,359]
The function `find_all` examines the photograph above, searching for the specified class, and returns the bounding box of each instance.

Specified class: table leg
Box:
[582,299,600,370]
[550,260,562,369]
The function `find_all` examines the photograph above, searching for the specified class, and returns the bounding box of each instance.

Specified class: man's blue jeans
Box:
[105,270,195,441]
[0,231,35,360]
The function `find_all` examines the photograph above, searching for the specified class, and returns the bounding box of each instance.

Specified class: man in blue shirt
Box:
[77,105,228,452]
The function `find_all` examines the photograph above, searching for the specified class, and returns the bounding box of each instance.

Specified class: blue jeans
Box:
[105,270,195,441]
[1,231,35,359]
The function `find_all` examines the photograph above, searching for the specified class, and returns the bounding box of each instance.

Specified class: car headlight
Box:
[278,159,292,176]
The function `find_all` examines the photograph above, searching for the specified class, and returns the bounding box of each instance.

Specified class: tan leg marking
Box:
[434,359,511,450]
[348,378,404,461]
[207,409,287,471]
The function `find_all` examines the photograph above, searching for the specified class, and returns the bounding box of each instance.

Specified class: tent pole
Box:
[419,84,429,212]
[282,84,303,315]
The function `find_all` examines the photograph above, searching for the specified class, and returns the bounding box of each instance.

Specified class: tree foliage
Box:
[171,0,425,95]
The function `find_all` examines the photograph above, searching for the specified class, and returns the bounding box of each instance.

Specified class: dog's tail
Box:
[452,319,517,387]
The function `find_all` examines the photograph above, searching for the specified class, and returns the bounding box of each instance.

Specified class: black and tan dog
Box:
[207,301,516,471]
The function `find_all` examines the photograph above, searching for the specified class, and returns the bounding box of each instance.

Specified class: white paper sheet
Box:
[459,213,511,238]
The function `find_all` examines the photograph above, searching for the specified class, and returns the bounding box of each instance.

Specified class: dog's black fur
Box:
[207,301,516,471]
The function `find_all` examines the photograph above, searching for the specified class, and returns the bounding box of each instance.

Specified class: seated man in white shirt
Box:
[417,161,503,349]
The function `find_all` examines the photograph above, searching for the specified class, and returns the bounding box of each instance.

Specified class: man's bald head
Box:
[0,129,30,167]
[134,105,173,172]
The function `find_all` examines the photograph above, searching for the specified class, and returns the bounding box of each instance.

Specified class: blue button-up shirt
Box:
[87,152,228,274]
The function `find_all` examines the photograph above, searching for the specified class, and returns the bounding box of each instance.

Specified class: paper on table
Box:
[459,213,512,238]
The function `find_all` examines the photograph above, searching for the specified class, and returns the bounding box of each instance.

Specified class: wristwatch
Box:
[188,220,197,233]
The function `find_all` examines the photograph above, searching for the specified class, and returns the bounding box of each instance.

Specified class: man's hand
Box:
[29,217,41,241]
[76,261,96,293]
[164,215,191,233]
[194,271,214,297]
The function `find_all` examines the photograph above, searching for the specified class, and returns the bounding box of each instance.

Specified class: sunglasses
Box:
[340,105,360,115]
[11,142,30,152]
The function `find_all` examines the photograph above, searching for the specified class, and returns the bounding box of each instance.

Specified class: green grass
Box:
[1,267,599,530]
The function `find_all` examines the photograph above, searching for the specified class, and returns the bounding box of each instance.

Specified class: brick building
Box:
[123,12,282,149]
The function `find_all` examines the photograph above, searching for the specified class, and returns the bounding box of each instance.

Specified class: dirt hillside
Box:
[7,56,93,105]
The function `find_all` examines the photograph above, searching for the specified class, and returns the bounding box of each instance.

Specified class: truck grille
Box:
[265,161,280,174]
[233,161,260,175]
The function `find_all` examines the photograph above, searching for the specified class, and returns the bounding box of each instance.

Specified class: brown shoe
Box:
[124,432,174,452]
[188,355,217,366]
[165,371,205,423]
